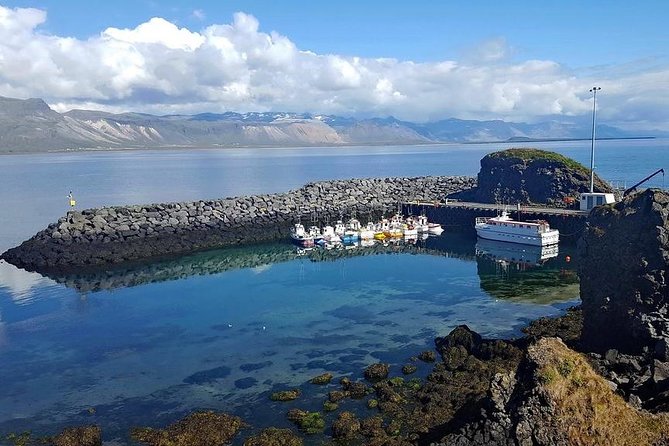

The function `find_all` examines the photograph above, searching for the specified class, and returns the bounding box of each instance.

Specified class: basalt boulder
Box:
[578,189,669,355]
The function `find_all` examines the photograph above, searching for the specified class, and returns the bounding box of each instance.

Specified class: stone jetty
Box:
[1,176,474,272]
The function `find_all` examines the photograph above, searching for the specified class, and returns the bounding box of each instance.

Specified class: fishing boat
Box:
[321,225,341,243]
[334,220,347,237]
[291,223,315,247]
[342,218,360,241]
[308,225,323,242]
[416,215,429,232]
[403,223,418,237]
[475,210,559,246]
[360,221,376,240]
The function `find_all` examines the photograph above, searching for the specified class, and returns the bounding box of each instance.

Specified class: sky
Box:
[0,0,667,130]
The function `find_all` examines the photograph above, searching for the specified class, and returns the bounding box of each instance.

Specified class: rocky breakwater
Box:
[0,176,474,272]
[467,148,613,206]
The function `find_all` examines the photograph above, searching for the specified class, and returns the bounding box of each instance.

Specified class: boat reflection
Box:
[475,238,559,268]
[475,239,578,304]
[12,234,578,304]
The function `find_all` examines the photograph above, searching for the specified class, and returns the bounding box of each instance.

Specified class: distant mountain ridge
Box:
[0,96,661,153]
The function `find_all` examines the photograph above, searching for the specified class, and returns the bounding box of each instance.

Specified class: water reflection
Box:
[475,238,578,304]
[8,235,581,308]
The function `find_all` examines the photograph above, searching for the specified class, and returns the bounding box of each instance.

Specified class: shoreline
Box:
[0,136,659,156]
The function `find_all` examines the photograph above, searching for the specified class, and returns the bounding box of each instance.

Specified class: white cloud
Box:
[0,5,666,130]
[192,9,206,21]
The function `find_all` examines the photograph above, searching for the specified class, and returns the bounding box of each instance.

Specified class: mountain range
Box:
[0,96,662,153]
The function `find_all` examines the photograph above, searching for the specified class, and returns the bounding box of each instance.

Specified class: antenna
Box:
[589,86,601,193]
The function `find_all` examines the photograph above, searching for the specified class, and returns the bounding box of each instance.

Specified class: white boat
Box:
[321,225,341,243]
[291,223,315,247]
[344,218,361,241]
[360,222,376,240]
[416,215,429,232]
[428,223,444,235]
[334,220,347,237]
[475,210,559,246]
[308,225,323,242]
[403,223,418,237]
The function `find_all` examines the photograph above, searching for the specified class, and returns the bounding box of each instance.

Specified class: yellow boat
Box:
[374,232,386,240]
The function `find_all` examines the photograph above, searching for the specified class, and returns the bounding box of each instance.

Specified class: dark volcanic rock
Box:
[472,148,612,205]
[364,363,390,382]
[49,426,101,446]
[243,427,303,446]
[131,411,244,446]
[579,189,669,354]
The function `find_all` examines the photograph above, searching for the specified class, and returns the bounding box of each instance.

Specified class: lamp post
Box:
[589,86,601,193]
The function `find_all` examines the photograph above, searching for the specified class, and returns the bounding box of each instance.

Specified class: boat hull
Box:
[475,227,559,246]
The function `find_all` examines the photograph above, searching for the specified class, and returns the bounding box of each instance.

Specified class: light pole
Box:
[589,86,601,193]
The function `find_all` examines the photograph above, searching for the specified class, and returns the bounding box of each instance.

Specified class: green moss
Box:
[4,432,32,446]
[407,377,422,391]
[323,401,338,412]
[270,389,301,401]
[388,377,405,387]
[488,148,590,174]
[367,399,379,409]
[401,364,417,375]
[297,412,325,434]
[310,373,333,385]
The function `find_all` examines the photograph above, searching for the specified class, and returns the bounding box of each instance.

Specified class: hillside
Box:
[0,96,659,153]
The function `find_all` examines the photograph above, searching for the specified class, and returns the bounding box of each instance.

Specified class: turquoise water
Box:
[0,139,665,442]
[0,236,578,442]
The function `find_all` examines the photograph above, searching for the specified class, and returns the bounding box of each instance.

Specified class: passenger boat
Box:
[475,210,559,246]
[291,223,315,247]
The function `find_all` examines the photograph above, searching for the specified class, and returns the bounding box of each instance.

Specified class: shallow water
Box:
[0,235,579,442]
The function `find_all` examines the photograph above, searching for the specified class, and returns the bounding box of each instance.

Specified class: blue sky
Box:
[8,0,667,67]
[0,1,667,129]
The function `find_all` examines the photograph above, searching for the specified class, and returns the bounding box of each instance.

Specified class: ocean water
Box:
[0,139,665,442]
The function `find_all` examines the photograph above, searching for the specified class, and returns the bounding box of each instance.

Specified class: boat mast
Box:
[589,86,601,193]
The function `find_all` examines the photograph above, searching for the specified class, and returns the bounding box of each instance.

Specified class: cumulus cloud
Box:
[0,5,666,130]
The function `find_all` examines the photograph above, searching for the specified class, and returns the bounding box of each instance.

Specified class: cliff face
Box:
[578,189,669,355]
[472,148,613,205]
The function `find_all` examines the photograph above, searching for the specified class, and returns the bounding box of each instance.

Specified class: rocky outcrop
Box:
[0,176,474,272]
[578,189,669,355]
[471,148,613,205]
[441,338,669,446]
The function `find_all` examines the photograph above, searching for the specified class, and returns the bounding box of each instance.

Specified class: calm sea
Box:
[0,139,665,442]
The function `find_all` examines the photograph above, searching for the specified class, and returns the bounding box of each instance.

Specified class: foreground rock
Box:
[131,411,245,446]
[1,176,474,272]
[471,148,612,205]
[579,189,669,355]
[443,338,669,446]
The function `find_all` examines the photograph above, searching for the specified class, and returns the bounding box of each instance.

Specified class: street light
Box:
[589,86,601,193]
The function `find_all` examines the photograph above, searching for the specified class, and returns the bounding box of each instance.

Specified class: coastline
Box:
[0,136,659,156]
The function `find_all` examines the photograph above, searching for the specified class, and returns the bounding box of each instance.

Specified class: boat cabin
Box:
[579,192,616,211]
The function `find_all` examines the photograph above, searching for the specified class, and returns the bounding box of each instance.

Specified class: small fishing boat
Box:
[308,225,323,242]
[360,221,376,240]
[291,223,315,247]
[343,218,361,241]
[403,223,418,238]
[416,215,429,232]
[321,225,341,243]
[334,220,347,237]
[475,210,559,246]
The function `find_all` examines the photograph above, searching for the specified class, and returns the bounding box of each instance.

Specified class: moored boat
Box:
[474,210,559,246]
[291,223,315,247]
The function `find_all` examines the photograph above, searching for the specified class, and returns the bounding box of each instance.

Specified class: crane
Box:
[623,168,665,197]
